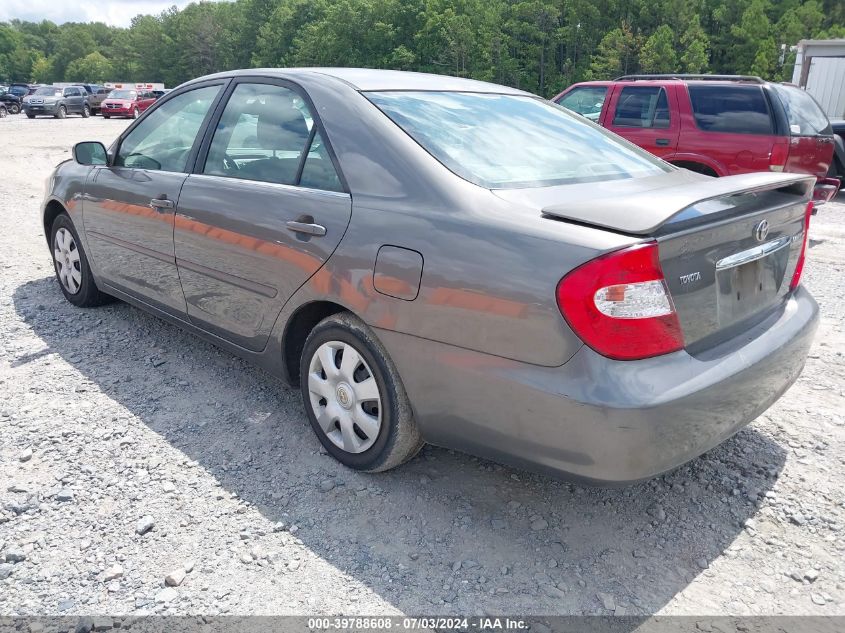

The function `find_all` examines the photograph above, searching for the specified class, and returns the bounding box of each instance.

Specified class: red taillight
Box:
[790,201,813,291]
[769,142,788,172]
[556,242,684,361]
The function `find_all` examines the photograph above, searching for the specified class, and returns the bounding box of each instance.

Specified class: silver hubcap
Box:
[53,227,82,294]
[308,341,382,453]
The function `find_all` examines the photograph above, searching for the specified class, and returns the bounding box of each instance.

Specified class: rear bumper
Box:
[378,287,818,484]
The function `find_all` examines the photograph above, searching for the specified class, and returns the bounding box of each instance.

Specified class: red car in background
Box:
[100,89,157,119]
[553,75,839,201]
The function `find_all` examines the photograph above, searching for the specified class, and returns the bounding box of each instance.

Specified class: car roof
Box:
[192,67,532,95]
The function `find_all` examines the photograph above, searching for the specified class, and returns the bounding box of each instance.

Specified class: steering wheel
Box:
[223,153,240,172]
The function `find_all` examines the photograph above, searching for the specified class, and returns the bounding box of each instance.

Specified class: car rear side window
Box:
[368,91,669,189]
[612,87,670,129]
[556,86,607,121]
[203,82,342,191]
[771,85,830,136]
[688,85,773,135]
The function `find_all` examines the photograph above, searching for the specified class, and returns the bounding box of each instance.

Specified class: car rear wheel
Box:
[50,214,111,308]
[300,313,424,472]
[9,103,20,115]
[82,104,90,118]
[55,105,66,119]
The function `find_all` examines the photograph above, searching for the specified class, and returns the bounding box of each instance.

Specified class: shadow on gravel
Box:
[13,276,786,617]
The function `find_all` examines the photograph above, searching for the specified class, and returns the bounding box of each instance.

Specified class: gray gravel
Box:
[1,116,844,616]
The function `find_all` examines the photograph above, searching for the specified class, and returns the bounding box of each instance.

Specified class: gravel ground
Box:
[0,115,844,617]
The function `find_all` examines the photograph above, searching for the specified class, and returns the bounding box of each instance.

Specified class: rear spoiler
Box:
[541,172,815,235]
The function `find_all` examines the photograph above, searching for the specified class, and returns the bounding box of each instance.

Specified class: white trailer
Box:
[791,39,845,119]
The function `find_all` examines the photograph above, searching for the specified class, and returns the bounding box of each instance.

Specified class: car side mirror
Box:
[73,141,108,166]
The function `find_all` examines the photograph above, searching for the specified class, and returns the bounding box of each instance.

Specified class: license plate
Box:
[716,237,790,325]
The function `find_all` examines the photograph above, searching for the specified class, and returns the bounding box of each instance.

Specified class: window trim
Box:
[611,86,671,130]
[110,78,231,171]
[192,76,349,194]
[686,84,775,137]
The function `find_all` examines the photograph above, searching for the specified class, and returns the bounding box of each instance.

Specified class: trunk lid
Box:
[495,170,815,352]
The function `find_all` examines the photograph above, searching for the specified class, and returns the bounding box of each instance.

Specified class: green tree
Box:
[680,14,709,73]
[639,24,678,73]
[589,24,638,79]
[65,51,114,82]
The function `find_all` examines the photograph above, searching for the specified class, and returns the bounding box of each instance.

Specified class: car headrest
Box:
[256,102,310,152]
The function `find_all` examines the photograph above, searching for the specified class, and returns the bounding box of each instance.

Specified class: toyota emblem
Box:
[754,219,769,242]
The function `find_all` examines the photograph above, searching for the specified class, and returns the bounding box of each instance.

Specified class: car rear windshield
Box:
[109,90,136,99]
[366,91,669,188]
[771,84,830,136]
[33,87,61,96]
[688,84,773,135]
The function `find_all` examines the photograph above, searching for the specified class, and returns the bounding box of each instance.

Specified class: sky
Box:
[0,0,228,28]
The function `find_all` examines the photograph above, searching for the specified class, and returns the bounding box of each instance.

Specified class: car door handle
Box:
[818,137,833,144]
[655,138,671,146]
[286,219,326,237]
[149,197,175,211]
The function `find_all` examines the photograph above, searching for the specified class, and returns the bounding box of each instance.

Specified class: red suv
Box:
[554,75,837,189]
[101,89,157,119]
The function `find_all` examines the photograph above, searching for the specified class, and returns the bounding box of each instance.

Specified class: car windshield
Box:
[556,86,608,121]
[109,90,136,99]
[34,87,61,96]
[367,91,669,188]
[772,85,830,136]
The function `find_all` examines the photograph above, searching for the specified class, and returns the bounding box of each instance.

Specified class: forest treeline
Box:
[1,0,844,97]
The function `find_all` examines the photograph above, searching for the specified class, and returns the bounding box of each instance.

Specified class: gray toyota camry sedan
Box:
[43,68,818,484]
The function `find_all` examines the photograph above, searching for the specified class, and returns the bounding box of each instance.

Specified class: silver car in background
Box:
[43,69,818,484]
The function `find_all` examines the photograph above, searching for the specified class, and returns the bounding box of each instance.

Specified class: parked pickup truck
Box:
[79,84,111,115]
[554,74,839,202]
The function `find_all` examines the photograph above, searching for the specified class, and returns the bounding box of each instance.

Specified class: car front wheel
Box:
[50,214,111,307]
[82,104,90,118]
[300,313,424,472]
[55,105,66,119]
[132,107,139,119]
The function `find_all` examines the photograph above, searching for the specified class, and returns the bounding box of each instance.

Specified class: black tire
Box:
[299,312,424,472]
[55,105,66,119]
[82,104,90,118]
[26,113,35,119]
[9,103,20,115]
[50,214,112,308]
[132,107,139,119]
[103,114,110,119]
[0,106,6,118]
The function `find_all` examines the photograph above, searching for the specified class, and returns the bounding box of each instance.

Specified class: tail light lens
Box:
[790,201,813,291]
[769,141,788,172]
[556,242,684,361]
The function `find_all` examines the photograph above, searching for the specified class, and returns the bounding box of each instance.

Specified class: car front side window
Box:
[115,85,221,173]
[203,82,336,188]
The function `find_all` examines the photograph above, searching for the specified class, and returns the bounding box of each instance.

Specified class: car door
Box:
[605,84,679,159]
[174,78,352,351]
[63,87,81,113]
[82,82,226,314]
[138,91,157,112]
